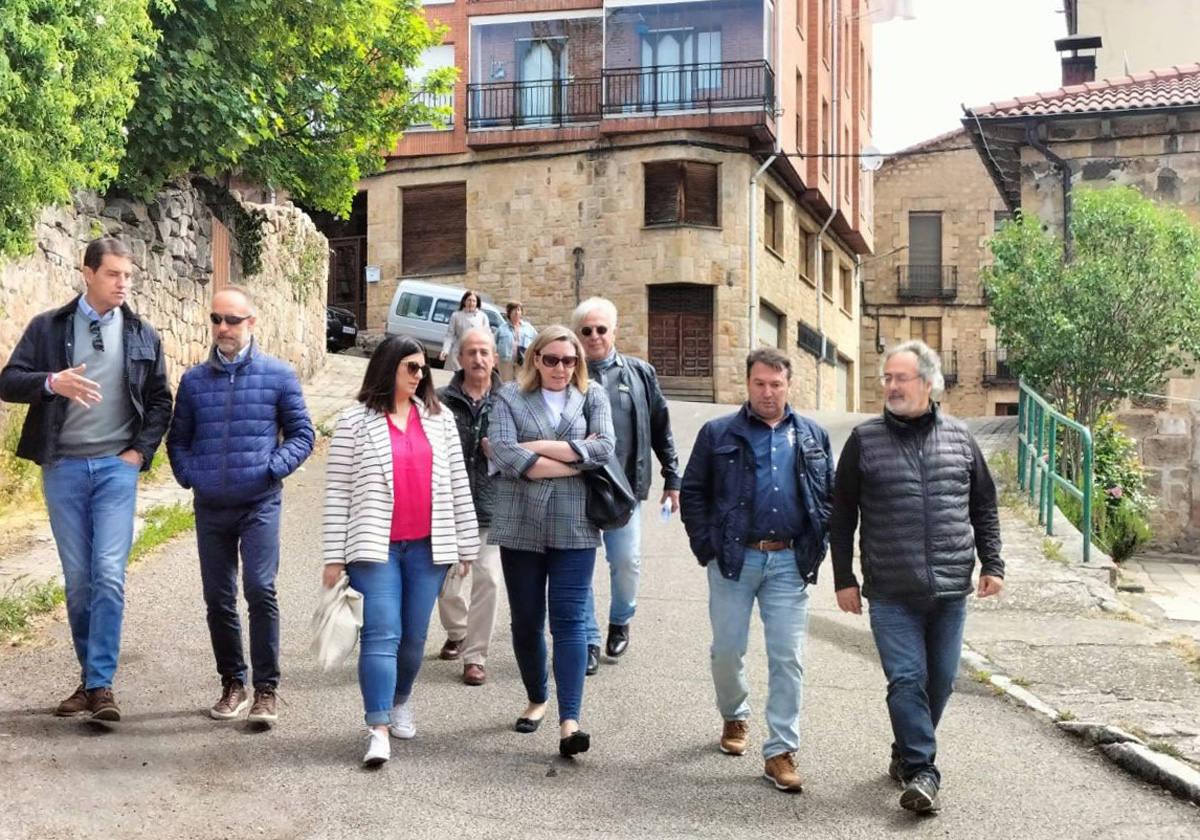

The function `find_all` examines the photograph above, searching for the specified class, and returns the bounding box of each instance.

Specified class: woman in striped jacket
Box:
[322,335,479,767]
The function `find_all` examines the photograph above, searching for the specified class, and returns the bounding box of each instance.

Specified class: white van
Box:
[385,280,504,363]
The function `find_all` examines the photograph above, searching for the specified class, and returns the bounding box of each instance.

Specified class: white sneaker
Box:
[389,699,416,739]
[363,728,390,767]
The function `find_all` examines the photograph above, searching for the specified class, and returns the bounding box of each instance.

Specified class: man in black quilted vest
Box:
[829,340,1003,815]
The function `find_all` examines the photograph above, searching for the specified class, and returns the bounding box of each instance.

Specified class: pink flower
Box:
[1106,486,1124,499]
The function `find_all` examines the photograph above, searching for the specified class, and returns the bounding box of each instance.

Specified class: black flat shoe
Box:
[585,645,600,676]
[605,623,630,658]
[514,716,543,734]
[559,730,591,758]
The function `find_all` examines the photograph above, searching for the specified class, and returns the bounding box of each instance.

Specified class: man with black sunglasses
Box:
[167,287,314,727]
[572,297,681,675]
[0,236,173,722]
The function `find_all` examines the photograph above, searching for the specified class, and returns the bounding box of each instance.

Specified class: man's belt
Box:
[746,538,793,551]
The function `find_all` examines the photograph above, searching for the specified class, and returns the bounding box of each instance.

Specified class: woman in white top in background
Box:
[441,290,489,372]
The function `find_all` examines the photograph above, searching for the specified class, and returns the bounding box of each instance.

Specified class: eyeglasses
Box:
[210,313,251,326]
[579,325,609,338]
[402,361,426,377]
[880,374,920,386]
[88,320,104,352]
[539,353,578,369]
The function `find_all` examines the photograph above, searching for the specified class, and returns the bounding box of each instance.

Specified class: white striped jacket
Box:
[322,399,480,567]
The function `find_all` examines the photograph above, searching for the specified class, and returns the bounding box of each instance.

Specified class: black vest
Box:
[857,409,977,600]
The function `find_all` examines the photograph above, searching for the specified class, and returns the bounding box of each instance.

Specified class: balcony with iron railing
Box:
[408,90,455,129]
[897,265,958,300]
[942,350,958,387]
[983,349,1017,385]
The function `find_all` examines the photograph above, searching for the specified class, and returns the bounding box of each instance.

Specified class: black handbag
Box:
[585,453,638,530]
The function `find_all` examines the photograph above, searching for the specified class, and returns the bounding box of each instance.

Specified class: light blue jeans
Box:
[585,502,642,645]
[708,548,811,759]
[42,456,140,690]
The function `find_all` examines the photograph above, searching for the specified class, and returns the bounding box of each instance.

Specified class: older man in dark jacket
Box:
[167,287,314,727]
[681,348,833,794]
[0,237,172,722]
[573,297,681,673]
[830,340,1003,815]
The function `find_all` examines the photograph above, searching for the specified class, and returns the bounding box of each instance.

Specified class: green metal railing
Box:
[1017,379,1095,564]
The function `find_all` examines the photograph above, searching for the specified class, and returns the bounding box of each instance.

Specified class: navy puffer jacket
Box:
[167,341,315,507]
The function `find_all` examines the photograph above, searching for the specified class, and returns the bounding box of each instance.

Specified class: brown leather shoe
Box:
[88,688,120,722]
[463,663,486,686]
[247,688,277,727]
[210,679,250,720]
[719,719,749,756]
[763,752,804,793]
[439,638,464,661]
[56,684,90,717]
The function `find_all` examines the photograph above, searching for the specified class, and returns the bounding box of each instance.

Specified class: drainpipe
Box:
[1026,121,1074,262]
[814,0,840,410]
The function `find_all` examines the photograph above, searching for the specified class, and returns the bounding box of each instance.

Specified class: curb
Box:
[960,646,1200,805]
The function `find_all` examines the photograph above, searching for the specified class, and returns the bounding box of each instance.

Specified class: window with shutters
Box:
[840,265,853,315]
[798,228,813,285]
[821,99,830,179]
[764,193,782,256]
[758,301,784,348]
[911,317,942,352]
[822,246,834,300]
[402,183,466,276]
[643,161,719,228]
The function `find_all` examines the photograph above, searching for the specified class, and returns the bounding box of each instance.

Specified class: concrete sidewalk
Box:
[0,352,368,593]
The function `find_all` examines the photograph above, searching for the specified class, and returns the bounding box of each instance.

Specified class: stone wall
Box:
[0,183,327,411]
[862,129,1019,417]
[365,131,861,407]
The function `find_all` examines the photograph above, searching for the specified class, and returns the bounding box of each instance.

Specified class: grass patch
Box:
[315,419,335,439]
[128,503,195,565]
[1041,537,1067,565]
[0,580,65,640]
[1148,741,1183,759]
[0,405,43,518]
[1057,709,1077,722]
[1012,676,1031,688]
[1168,635,1200,679]
[971,668,992,684]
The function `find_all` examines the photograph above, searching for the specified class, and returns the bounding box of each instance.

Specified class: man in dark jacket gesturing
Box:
[830,340,1003,814]
[168,287,314,726]
[681,348,833,794]
[0,237,172,722]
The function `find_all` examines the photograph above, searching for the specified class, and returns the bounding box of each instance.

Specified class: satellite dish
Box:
[860,144,884,172]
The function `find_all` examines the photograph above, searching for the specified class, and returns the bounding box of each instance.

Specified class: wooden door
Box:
[211,216,231,295]
[648,284,713,401]
[328,236,366,326]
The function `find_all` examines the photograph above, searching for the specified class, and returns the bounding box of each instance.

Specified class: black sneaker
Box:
[899,772,941,813]
[605,623,630,658]
[585,645,600,676]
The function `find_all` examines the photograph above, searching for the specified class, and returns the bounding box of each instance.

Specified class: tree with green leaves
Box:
[985,185,1200,432]
[119,0,454,217]
[0,0,157,258]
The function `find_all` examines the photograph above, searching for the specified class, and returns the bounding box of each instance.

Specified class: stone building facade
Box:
[0,183,329,424]
[964,64,1200,550]
[338,0,875,407]
[861,129,1019,417]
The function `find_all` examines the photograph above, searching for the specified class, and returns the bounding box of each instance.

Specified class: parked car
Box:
[385,279,503,364]
[326,305,359,352]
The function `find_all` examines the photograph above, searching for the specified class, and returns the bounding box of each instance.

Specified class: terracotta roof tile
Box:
[968,63,1200,119]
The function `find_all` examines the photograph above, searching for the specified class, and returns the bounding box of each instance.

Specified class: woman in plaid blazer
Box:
[322,336,479,767]
[487,325,615,759]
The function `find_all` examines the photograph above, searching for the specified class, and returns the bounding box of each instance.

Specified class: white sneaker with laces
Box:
[389,699,416,739]
[363,728,390,767]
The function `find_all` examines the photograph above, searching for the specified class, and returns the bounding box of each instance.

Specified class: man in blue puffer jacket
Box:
[167,287,314,727]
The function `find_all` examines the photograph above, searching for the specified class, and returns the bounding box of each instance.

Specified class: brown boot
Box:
[463,663,486,686]
[763,752,804,793]
[55,684,90,717]
[210,679,250,720]
[719,719,749,756]
[88,688,121,722]
[247,688,278,727]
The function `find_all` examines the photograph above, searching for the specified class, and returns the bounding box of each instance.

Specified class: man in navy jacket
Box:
[681,348,833,794]
[167,287,314,726]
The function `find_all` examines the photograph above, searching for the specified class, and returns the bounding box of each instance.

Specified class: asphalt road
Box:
[1,401,1197,839]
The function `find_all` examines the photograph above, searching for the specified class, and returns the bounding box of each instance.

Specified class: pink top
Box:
[387,405,433,541]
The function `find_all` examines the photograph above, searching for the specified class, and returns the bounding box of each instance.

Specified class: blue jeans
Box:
[868,596,968,784]
[194,495,282,690]
[346,540,448,726]
[500,547,596,723]
[708,548,810,759]
[585,502,642,645]
[42,456,140,690]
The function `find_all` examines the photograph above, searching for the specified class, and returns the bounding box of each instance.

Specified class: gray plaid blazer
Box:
[487,381,615,552]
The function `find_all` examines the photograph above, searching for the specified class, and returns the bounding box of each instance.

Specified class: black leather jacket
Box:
[604,353,681,500]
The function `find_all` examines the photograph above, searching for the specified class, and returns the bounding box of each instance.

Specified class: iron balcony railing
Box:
[983,349,1016,384]
[466,60,774,129]
[897,265,958,300]
[410,91,455,127]
[467,78,602,129]
[942,350,958,387]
